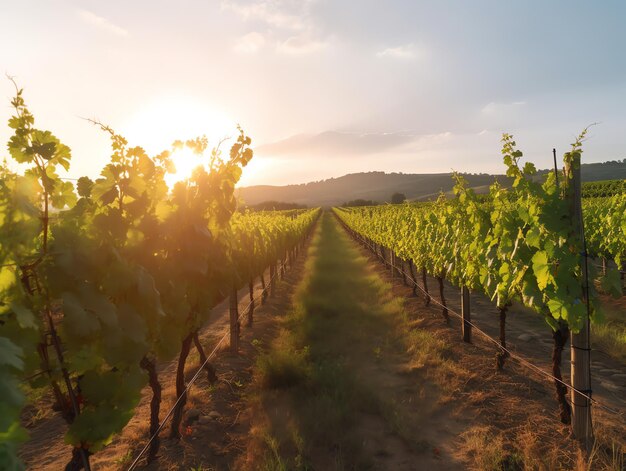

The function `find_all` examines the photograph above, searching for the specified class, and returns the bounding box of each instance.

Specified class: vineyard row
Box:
[333,131,625,448]
[0,84,320,471]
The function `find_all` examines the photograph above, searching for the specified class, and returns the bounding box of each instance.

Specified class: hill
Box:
[539,159,626,182]
[237,160,626,207]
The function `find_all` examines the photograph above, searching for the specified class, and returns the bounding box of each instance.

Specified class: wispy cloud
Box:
[255,130,450,157]
[224,0,328,55]
[481,101,527,113]
[222,0,314,31]
[234,31,266,53]
[78,9,129,37]
[277,35,326,55]
[376,44,416,60]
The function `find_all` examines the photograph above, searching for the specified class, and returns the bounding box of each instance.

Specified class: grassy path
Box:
[243,212,463,470]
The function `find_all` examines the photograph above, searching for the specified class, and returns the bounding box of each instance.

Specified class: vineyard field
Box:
[4,3,626,468]
[1,86,625,471]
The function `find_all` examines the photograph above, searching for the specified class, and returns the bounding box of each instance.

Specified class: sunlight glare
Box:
[122,95,235,155]
[119,95,264,188]
[165,146,204,188]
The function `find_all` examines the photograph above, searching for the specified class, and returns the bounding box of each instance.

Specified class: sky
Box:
[0,0,625,187]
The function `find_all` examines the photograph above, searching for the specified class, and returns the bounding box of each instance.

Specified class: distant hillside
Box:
[238,172,508,207]
[237,160,626,207]
[540,159,626,182]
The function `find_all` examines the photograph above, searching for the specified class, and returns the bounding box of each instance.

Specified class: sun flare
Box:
[122,95,242,186]
[165,146,204,188]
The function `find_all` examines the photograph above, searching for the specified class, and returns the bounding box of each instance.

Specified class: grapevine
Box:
[334,131,622,424]
[0,85,319,470]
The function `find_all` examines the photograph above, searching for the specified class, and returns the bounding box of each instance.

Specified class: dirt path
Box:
[20,245,311,470]
[239,213,468,470]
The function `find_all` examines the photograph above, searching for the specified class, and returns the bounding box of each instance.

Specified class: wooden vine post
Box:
[436,276,449,322]
[408,261,418,297]
[248,279,255,326]
[400,259,408,285]
[461,286,471,342]
[567,151,593,450]
[139,356,162,463]
[269,263,276,297]
[260,272,268,304]
[229,284,239,353]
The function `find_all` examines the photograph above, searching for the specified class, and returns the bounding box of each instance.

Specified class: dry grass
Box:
[365,239,626,471]
[247,214,453,469]
[591,291,626,363]
[256,328,310,390]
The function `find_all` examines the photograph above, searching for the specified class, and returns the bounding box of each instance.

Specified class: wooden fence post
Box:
[567,151,593,450]
[260,272,268,304]
[269,263,276,297]
[408,260,418,297]
[248,279,254,326]
[461,286,471,342]
[422,268,430,306]
[399,258,407,285]
[229,285,239,353]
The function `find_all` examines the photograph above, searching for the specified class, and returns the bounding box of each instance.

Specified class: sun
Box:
[164,146,204,188]
[122,95,238,186]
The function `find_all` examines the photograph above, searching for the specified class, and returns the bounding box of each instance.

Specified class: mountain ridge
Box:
[237,160,626,207]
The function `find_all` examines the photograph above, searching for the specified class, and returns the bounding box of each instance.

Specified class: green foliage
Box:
[0,84,320,467]
[257,346,310,389]
[246,201,308,211]
[341,199,379,207]
[582,179,625,198]
[390,192,406,204]
[335,131,620,334]
[583,195,626,267]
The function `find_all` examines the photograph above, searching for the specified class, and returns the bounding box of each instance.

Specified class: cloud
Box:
[78,9,129,37]
[256,130,435,157]
[234,31,266,53]
[481,100,527,113]
[376,44,416,60]
[222,0,314,31]
[276,35,326,54]
[223,1,328,56]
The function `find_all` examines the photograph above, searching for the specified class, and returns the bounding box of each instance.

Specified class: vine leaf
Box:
[599,268,622,298]
[531,250,551,290]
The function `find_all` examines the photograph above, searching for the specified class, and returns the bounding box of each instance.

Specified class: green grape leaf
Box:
[67,346,101,374]
[599,267,623,298]
[531,251,551,290]
[0,338,24,370]
[10,304,37,329]
[99,187,118,205]
[547,298,568,321]
[62,292,100,338]
[525,227,541,249]
[79,286,117,328]
[76,176,94,198]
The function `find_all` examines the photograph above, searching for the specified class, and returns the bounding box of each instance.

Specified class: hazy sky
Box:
[1,1,625,186]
